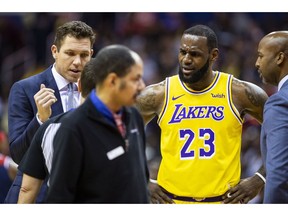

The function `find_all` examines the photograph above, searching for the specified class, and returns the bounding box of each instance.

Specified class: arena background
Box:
[0,12,287,204]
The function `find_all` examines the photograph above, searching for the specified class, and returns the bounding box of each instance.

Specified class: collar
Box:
[278,74,288,91]
[52,64,78,90]
[89,89,124,124]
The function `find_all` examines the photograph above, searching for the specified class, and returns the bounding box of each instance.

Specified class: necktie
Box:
[67,83,75,111]
[113,113,126,138]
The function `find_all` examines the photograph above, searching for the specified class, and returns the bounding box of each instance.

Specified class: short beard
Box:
[178,59,210,85]
[119,79,126,90]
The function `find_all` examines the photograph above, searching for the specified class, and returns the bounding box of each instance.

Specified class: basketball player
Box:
[136,24,268,204]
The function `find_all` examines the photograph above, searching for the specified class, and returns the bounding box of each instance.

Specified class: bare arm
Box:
[136,81,174,203]
[232,78,267,179]
[232,78,268,123]
[18,174,43,204]
[135,81,166,125]
[224,78,268,203]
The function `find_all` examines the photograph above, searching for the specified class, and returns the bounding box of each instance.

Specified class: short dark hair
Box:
[54,21,96,50]
[80,58,97,98]
[88,45,136,86]
[184,25,218,52]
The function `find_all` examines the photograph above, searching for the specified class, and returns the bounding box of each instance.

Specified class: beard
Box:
[178,59,210,85]
[119,79,141,102]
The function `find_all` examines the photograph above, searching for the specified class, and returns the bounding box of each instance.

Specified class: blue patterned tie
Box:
[67,83,74,111]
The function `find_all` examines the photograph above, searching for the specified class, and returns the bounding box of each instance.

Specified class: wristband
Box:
[255,172,266,184]
[149,179,158,184]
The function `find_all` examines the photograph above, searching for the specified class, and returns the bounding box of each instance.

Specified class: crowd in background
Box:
[1,12,288,203]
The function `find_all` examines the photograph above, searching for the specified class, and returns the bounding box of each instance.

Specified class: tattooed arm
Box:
[232,77,268,123]
[223,78,268,203]
[135,80,166,125]
[136,80,175,204]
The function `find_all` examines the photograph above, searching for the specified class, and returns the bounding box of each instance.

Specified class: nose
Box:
[183,53,192,65]
[255,58,260,69]
[73,55,81,65]
[138,79,146,91]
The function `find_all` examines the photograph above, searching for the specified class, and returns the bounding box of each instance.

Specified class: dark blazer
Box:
[46,97,150,203]
[8,66,63,163]
[261,79,288,203]
[5,65,64,203]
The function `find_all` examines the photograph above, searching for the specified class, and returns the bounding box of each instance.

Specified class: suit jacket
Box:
[261,79,288,203]
[5,65,64,203]
[46,97,150,203]
[8,65,63,163]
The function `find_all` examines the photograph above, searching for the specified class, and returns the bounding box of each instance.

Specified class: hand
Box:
[222,175,264,204]
[148,181,175,204]
[34,84,57,122]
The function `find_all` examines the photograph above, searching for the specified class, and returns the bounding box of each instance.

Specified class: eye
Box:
[189,51,200,57]
[65,51,74,56]
[179,49,186,55]
[80,53,90,58]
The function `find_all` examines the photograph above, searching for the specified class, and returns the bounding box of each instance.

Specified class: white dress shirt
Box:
[36,65,80,124]
[52,65,80,112]
[278,74,288,91]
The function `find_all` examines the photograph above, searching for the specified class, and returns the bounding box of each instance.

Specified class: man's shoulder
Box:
[138,79,166,102]
[267,89,288,105]
[35,113,71,141]
[230,75,255,93]
[51,109,82,130]
[126,106,144,124]
[10,66,54,94]
[127,106,140,116]
[12,66,52,87]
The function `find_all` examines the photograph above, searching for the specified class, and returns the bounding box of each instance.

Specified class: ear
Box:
[277,52,285,65]
[51,45,57,59]
[210,48,219,61]
[107,73,118,87]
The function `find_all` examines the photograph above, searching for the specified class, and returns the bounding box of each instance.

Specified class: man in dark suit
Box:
[6,20,95,203]
[17,57,96,203]
[256,30,288,203]
[46,45,149,203]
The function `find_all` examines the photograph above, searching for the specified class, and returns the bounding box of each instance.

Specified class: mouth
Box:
[69,69,81,74]
[182,67,195,76]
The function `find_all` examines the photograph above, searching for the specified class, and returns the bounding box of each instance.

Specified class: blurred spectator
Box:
[0,97,3,125]
[0,131,17,203]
